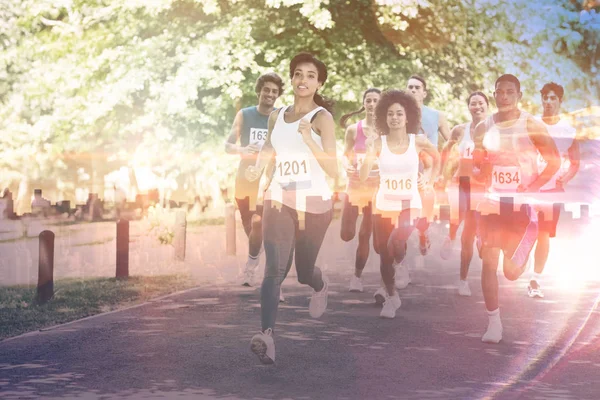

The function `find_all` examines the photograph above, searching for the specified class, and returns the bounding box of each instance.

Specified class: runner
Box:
[340,88,382,292]
[225,72,283,288]
[473,74,560,343]
[360,89,440,318]
[528,82,580,298]
[438,91,490,296]
[246,52,338,364]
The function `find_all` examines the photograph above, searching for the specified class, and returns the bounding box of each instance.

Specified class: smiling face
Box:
[542,90,561,117]
[493,81,522,113]
[407,78,426,105]
[258,81,280,108]
[363,92,380,116]
[468,94,488,120]
[291,62,322,99]
[386,103,407,131]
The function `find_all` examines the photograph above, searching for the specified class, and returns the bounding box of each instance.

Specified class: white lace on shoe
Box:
[349,276,364,292]
[309,278,329,318]
[250,328,275,364]
[440,236,454,260]
[527,281,544,298]
[380,293,402,319]
[458,280,472,297]
[395,262,411,289]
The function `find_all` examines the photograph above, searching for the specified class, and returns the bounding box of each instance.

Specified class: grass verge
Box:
[0,274,197,341]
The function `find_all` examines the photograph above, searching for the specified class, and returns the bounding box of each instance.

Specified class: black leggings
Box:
[372,210,429,289]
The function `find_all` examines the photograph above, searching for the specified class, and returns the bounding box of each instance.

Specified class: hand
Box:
[516,183,532,193]
[298,118,313,144]
[365,134,378,155]
[418,173,433,191]
[433,176,446,191]
[245,165,261,182]
[242,144,260,155]
[555,178,564,190]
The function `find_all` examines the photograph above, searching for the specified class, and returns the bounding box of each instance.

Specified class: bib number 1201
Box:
[277,160,308,177]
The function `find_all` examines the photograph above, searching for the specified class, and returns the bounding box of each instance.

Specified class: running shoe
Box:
[482,315,503,344]
[309,277,329,318]
[527,280,544,298]
[250,328,275,364]
[374,286,386,305]
[349,275,364,292]
[394,262,411,289]
[419,231,431,256]
[279,288,285,302]
[458,280,472,297]
[440,236,454,260]
[380,293,402,319]
[241,257,259,286]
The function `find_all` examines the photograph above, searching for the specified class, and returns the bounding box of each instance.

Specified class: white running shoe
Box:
[241,257,259,287]
[458,280,472,297]
[527,280,544,298]
[394,262,411,289]
[440,236,455,260]
[380,292,402,319]
[250,328,275,364]
[373,286,386,305]
[349,275,364,292]
[279,288,285,302]
[482,315,503,344]
[309,278,329,318]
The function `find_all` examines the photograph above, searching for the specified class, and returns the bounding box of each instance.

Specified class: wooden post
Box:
[225,203,236,255]
[116,219,129,279]
[36,230,55,304]
[174,210,186,261]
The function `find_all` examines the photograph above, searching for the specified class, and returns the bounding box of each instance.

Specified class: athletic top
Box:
[349,120,379,183]
[235,106,270,200]
[536,117,576,191]
[482,111,538,201]
[265,106,332,213]
[421,105,440,147]
[375,135,422,211]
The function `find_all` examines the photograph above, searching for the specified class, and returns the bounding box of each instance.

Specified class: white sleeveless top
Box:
[457,122,475,161]
[265,106,332,213]
[536,117,577,191]
[375,135,422,211]
[482,111,538,200]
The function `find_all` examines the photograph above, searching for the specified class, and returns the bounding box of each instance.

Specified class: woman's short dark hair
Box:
[374,89,421,135]
[255,72,284,96]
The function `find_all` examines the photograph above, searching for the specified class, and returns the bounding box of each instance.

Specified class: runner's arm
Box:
[558,137,581,187]
[439,124,463,181]
[416,134,441,185]
[472,120,490,185]
[438,112,451,142]
[360,137,381,182]
[343,124,357,170]
[526,117,560,192]
[225,111,244,154]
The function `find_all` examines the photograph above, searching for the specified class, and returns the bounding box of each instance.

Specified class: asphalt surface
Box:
[1,218,599,400]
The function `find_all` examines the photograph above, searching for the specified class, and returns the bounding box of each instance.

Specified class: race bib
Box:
[461,143,475,160]
[380,174,414,202]
[491,166,521,191]
[275,155,312,190]
[249,128,268,146]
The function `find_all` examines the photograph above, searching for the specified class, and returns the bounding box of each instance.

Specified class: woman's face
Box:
[468,95,488,119]
[363,92,380,116]
[291,62,321,98]
[386,103,407,131]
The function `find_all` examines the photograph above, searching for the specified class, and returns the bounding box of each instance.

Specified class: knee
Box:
[251,214,262,230]
[341,227,355,242]
[357,227,371,243]
[503,266,521,281]
[387,238,407,264]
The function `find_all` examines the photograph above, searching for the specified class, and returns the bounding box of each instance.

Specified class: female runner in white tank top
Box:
[245,53,338,365]
[437,92,489,296]
[360,90,440,319]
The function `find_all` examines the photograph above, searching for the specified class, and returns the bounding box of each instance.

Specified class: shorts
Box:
[478,204,538,267]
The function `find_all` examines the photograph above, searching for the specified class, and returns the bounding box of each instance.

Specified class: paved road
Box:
[1,218,599,399]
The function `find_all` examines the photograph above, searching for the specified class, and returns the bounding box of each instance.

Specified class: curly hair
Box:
[374,89,421,135]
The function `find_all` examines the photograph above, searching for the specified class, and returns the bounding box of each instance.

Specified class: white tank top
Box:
[536,117,576,191]
[375,135,422,211]
[266,106,332,213]
[457,122,474,161]
[482,111,538,199]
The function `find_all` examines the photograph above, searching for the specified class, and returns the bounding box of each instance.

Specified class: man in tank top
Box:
[527,82,580,299]
[225,72,283,287]
[472,74,560,344]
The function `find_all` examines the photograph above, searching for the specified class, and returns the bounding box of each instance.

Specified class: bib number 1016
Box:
[384,178,412,191]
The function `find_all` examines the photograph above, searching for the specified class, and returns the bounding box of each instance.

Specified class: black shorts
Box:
[235,196,263,235]
[478,204,538,267]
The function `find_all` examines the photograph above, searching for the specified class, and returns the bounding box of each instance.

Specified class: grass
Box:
[0,274,198,340]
